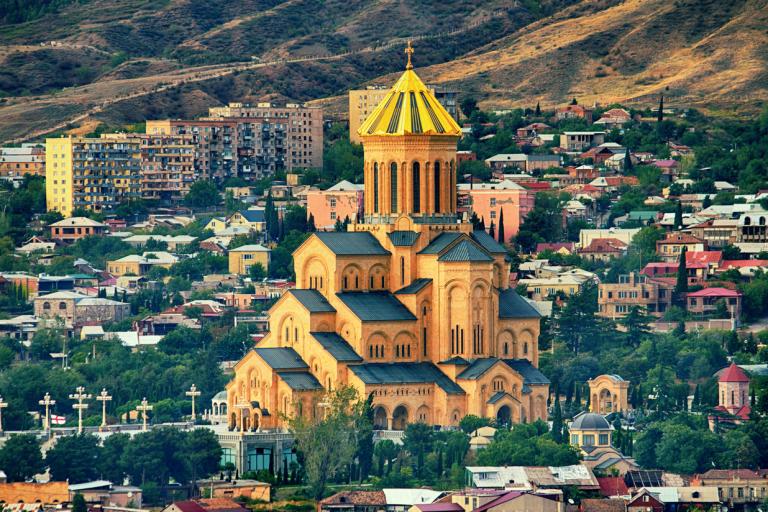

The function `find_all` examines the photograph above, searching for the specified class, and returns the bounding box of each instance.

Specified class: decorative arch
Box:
[341,263,364,291]
[369,264,388,290]
[277,313,297,345]
[416,404,430,423]
[392,404,409,430]
[373,405,388,429]
[393,331,416,360]
[446,281,469,356]
[450,408,462,426]
[368,331,388,360]
[303,256,329,293]
[497,329,516,358]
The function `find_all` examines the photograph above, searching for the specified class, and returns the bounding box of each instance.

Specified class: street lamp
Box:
[39,392,56,435]
[186,384,201,422]
[136,398,153,432]
[69,386,92,434]
[96,388,112,432]
[0,396,7,434]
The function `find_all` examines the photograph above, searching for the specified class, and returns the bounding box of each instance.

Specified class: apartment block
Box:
[135,134,197,201]
[597,272,674,318]
[348,85,459,143]
[147,102,323,181]
[45,136,141,216]
[0,143,45,177]
[559,131,606,152]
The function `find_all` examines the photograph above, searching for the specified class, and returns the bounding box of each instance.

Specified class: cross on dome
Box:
[405,40,414,70]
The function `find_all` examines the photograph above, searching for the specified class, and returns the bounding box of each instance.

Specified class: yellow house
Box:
[569,412,613,449]
[588,374,630,414]
[228,210,266,232]
[107,252,178,277]
[204,217,228,233]
[228,244,270,275]
[225,46,549,433]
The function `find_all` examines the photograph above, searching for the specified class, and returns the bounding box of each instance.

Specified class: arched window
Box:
[524,342,529,355]
[760,217,766,226]
[412,162,421,213]
[373,163,379,213]
[400,256,405,286]
[59,302,67,310]
[434,161,441,212]
[43,302,51,310]
[390,162,398,212]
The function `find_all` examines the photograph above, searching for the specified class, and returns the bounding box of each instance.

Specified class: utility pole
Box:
[69,386,91,434]
[0,396,7,435]
[136,398,153,432]
[96,388,112,432]
[186,384,201,422]
[39,392,56,437]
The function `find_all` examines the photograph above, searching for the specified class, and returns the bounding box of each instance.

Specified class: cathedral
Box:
[226,47,549,432]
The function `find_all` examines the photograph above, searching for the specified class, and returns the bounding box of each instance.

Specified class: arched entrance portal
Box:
[373,406,388,429]
[392,405,408,430]
[496,405,511,427]
[599,388,613,414]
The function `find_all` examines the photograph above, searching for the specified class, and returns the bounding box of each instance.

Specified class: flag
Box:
[51,415,66,425]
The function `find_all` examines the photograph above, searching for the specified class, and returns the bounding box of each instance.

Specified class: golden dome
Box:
[357,45,461,138]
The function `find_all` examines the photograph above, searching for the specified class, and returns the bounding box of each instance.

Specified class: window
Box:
[412,162,421,213]
[571,434,579,445]
[490,210,497,219]
[390,162,398,211]
[373,163,379,213]
[490,198,497,207]
[330,211,337,220]
[433,161,441,212]
[330,197,336,208]
[599,433,609,445]
[583,434,595,446]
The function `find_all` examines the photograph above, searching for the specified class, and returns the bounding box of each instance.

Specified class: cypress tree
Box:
[624,149,633,172]
[575,383,582,408]
[497,209,505,245]
[307,213,316,232]
[702,195,712,209]
[436,446,444,477]
[673,201,683,230]
[479,216,486,230]
[489,221,495,239]
[535,101,541,116]
[657,94,664,123]
[675,246,688,295]
[693,384,700,411]
[565,381,574,405]
[751,387,757,407]
[585,389,591,410]
[552,394,563,443]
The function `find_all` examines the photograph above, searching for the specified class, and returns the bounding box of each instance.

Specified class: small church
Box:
[225,44,549,432]
[709,362,751,430]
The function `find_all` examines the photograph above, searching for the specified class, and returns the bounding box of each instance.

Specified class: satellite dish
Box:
[568,499,575,505]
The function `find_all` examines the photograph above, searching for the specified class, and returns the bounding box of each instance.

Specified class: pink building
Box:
[458,179,535,244]
[306,180,364,230]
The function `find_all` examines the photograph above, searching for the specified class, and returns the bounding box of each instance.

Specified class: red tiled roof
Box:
[522,182,552,190]
[474,492,524,512]
[597,477,629,497]
[687,287,741,298]
[658,232,705,245]
[652,160,678,168]
[686,251,722,266]
[721,259,768,268]
[719,363,750,383]
[697,469,762,480]
[196,499,249,511]
[319,491,387,507]
[536,242,575,253]
[580,238,628,253]
[580,498,627,512]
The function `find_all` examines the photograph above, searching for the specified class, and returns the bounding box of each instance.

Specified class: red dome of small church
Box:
[719,363,750,383]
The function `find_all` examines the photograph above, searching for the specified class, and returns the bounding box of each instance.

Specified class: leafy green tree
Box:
[403,422,434,477]
[184,428,223,488]
[356,393,375,481]
[374,439,398,476]
[459,414,489,434]
[72,494,87,512]
[184,181,220,209]
[477,421,579,466]
[46,433,101,483]
[620,306,654,347]
[460,97,478,118]
[99,433,131,482]
[0,434,44,482]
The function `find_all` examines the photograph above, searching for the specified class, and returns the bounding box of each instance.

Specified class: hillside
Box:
[0,0,766,143]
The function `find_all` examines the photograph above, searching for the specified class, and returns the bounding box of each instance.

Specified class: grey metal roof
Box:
[315,232,390,255]
[238,209,265,223]
[498,288,541,318]
[457,358,501,380]
[277,371,323,390]
[310,332,363,362]
[471,230,507,254]
[395,278,432,295]
[336,292,416,321]
[255,347,309,370]
[570,413,611,430]
[439,356,470,366]
[487,391,509,404]
[387,231,420,246]
[288,289,336,313]
[503,359,551,384]
[438,239,494,262]
[348,363,465,394]
[418,232,462,254]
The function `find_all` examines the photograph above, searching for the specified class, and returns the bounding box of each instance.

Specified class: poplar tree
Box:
[535,101,541,116]
[551,387,563,444]
[673,201,683,229]
[657,94,664,123]
[675,246,688,295]
[497,209,505,245]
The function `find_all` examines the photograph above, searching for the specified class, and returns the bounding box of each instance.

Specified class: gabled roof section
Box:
[457,358,503,380]
[348,362,465,394]
[357,68,461,137]
[314,232,390,256]
[255,347,309,370]
[236,209,264,223]
[418,232,462,254]
[310,332,363,362]
[503,359,550,385]
[498,288,541,318]
[388,231,420,246]
[439,356,470,366]
[287,289,336,313]
[487,391,511,404]
[438,239,493,262]
[277,371,323,390]
[395,278,432,295]
[336,292,416,321]
[719,362,750,383]
[471,230,507,254]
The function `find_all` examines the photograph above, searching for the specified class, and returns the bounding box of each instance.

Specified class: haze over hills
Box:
[0,0,766,143]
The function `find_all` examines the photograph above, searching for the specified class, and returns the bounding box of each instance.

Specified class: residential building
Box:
[738,211,768,243]
[306,180,364,230]
[518,275,587,301]
[349,85,459,144]
[318,491,387,512]
[228,245,270,275]
[0,315,40,343]
[107,252,178,277]
[120,234,197,251]
[626,489,664,512]
[197,480,270,502]
[555,105,594,123]
[578,238,628,262]
[225,57,548,436]
[559,132,605,152]
[593,108,631,130]
[535,243,575,256]
[45,135,141,216]
[686,287,742,319]
[656,232,707,262]
[485,154,562,173]
[465,464,599,491]
[597,273,673,319]
[0,144,45,177]
[136,133,197,201]
[517,123,552,139]
[33,291,130,328]
[228,209,266,232]
[690,469,767,506]
[689,219,739,247]
[458,180,536,244]
[163,498,248,512]
[146,102,323,181]
[49,217,107,243]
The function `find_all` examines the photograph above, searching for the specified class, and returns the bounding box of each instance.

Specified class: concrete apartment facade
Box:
[0,144,45,177]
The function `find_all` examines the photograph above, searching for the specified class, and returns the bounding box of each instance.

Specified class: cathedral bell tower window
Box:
[412,162,421,213]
